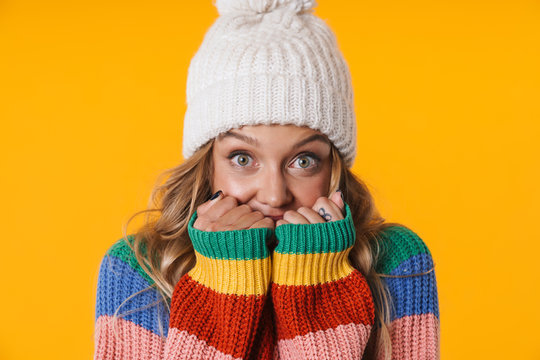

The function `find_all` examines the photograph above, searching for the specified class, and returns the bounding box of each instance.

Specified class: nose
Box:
[256,166,292,209]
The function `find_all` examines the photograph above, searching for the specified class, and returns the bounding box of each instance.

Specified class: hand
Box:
[276,190,345,226]
[193,191,275,231]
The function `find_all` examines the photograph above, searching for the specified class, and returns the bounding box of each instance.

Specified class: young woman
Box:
[94,1,440,359]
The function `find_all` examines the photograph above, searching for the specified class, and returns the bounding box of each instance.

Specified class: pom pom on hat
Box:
[214,0,316,15]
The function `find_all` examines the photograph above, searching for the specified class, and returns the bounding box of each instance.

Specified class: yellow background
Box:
[1,0,539,359]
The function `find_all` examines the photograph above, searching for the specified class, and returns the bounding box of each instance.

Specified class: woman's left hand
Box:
[276,190,345,226]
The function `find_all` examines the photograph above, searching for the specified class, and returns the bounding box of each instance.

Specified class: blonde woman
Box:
[94,1,440,359]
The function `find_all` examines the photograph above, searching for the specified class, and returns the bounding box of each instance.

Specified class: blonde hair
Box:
[112,138,410,359]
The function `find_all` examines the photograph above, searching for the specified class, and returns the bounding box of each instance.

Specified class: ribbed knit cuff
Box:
[186,211,273,295]
[274,203,355,253]
[272,203,356,286]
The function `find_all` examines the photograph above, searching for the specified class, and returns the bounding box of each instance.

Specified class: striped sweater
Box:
[94,204,439,359]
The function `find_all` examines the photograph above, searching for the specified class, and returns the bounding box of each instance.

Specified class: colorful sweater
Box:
[94,204,439,359]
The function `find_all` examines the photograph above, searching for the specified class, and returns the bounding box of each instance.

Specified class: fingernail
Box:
[209,190,222,200]
[338,189,344,201]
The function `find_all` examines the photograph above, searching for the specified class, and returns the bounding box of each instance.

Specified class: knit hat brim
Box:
[182,73,357,167]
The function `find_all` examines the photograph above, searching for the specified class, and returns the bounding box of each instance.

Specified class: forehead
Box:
[216,124,328,147]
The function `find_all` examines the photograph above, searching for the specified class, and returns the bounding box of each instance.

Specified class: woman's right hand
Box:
[193,191,275,231]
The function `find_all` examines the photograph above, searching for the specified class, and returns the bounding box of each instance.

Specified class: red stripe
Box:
[169,274,273,359]
[271,269,375,340]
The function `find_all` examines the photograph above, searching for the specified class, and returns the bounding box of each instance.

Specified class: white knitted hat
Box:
[182,0,357,167]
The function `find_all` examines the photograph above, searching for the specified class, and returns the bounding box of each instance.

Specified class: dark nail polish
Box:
[338,189,344,201]
[209,190,222,200]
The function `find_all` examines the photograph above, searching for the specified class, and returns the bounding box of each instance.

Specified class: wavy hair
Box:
[111,138,411,359]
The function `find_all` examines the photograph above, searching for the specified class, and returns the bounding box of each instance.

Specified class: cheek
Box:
[290,175,330,207]
[212,166,255,203]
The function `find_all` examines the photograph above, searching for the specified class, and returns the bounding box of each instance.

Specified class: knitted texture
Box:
[164,213,275,359]
[182,0,358,168]
[271,204,375,358]
[374,226,440,359]
[214,0,316,15]
[94,209,440,359]
[94,239,169,360]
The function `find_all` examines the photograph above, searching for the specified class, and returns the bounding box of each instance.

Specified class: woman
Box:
[94,1,439,359]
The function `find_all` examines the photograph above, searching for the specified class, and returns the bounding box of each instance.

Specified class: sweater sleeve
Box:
[270,203,375,359]
[163,211,276,360]
[376,226,440,360]
[94,236,169,360]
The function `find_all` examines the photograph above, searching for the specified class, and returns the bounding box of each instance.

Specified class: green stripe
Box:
[187,212,272,260]
[274,203,355,255]
[375,225,431,275]
[106,235,155,286]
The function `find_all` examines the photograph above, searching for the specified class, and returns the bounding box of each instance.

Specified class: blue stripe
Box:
[95,255,169,337]
[390,253,434,277]
[384,257,439,320]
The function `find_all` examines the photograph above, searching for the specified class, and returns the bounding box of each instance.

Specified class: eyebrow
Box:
[292,134,330,149]
[220,131,329,149]
[219,131,259,147]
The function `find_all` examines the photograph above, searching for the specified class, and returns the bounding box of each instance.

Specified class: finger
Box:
[282,210,310,225]
[194,195,238,231]
[329,190,345,213]
[228,208,265,230]
[196,190,223,216]
[296,206,326,224]
[276,219,290,227]
[248,217,275,230]
[312,197,344,222]
[202,195,239,222]
[220,204,254,226]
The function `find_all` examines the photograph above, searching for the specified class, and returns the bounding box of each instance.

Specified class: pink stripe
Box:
[276,323,372,359]
[164,327,242,360]
[94,315,165,360]
[385,313,440,360]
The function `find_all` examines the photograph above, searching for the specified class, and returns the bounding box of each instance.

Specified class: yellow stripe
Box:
[188,250,271,296]
[272,247,355,286]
